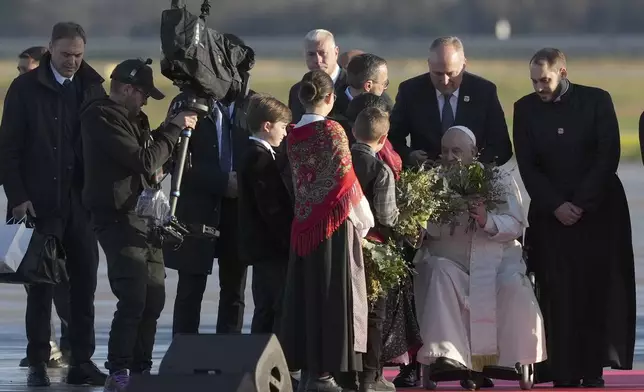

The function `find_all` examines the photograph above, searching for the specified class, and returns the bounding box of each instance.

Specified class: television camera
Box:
[149,0,255,247]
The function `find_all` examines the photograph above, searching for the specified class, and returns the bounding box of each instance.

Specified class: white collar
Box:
[330,65,341,84]
[345,86,354,101]
[436,88,459,99]
[296,113,326,127]
[249,136,276,159]
[50,63,74,85]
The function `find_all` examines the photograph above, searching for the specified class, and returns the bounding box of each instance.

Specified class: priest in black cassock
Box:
[513,48,635,388]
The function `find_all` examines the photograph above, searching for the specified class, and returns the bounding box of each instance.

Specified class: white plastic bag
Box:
[135,189,171,225]
[0,218,34,273]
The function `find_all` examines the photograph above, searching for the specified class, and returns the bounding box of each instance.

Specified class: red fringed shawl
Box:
[287,119,364,257]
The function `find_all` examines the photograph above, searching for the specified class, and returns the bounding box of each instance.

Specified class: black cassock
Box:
[513,83,635,382]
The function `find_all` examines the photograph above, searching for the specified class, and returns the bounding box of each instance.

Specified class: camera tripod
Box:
[153,96,220,247]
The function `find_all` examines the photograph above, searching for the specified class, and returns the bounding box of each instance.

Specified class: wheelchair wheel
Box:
[519,364,534,390]
[460,378,481,390]
[422,365,437,390]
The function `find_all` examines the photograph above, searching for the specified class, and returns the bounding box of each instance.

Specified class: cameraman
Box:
[79,58,197,390]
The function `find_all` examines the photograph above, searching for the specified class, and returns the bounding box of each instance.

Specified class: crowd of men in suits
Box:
[0,21,635,392]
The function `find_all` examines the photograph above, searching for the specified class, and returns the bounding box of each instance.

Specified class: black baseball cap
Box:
[110,58,165,100]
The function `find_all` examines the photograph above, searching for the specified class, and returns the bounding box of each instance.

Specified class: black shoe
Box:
[27,363,51,387]
[65,361,108,386]
[430,357,467,373]
[306,376,345,392]
[582,377,605,388]
[393,363,418,388]
[19,357,29,368]
[554,380,581,388]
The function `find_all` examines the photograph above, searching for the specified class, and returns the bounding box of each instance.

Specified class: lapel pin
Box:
[463,96,470,102]
[557,128,564,135]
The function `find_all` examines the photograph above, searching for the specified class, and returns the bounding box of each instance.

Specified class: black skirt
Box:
[279,221,363,373]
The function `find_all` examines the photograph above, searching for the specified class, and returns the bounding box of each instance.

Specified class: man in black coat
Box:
[514,48,635,388]
[0,22,107,387]
[164,89,252,335]
[287,29,347,124]
[80,57,197,392]
[334,53,393,143]
[165,34,255,336]
[13,45,72,370]
[388,36,512,167]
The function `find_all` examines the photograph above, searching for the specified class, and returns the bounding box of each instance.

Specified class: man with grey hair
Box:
[388,36,512,168]
[287,29,347,123]
[514,47,635,388]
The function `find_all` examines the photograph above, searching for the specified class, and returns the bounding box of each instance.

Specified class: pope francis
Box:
[413,126,547,378]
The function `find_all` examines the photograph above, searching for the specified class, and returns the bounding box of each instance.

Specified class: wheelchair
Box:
[420,272,537,391]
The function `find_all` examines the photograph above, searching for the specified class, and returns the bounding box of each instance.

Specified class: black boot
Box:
[27,363,51,387]
[393,362,418,388]
[66,361,108,386]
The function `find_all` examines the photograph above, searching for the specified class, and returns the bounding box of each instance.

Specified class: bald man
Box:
[287,29,347,123]
[389,36,512,167]
[413,126,546,387]
[339,49,365,69]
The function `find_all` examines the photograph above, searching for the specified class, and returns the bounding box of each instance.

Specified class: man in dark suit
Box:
[165,34,255,336]
[0,22,107,387]
[12,45,72,370]
[389,36,512,167]
[335,53,393,142]
[287,29,347,123]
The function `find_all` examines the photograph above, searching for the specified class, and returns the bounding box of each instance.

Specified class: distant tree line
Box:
[5,0,644,38]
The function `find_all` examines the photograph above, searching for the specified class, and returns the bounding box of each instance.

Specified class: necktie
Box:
[62,79,71,87]
[441,93,455,134]
[217,104,233,172]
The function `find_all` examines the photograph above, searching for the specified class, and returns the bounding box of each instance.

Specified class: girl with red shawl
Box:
[279,70,375,392]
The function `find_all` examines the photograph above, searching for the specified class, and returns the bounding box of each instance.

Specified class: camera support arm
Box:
[154,97,219,247]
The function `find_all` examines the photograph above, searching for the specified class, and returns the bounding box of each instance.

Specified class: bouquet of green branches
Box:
[360,165,436,304]
[362,238,410,304]
[393,166,436,247]
[427,158,507,233]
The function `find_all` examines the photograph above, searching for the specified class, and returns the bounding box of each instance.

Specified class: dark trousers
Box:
[250,261,288,334]
[363,295,387,381]
[26,195,99,365]
[172,253,248,334]
[96,214,165,373]
[172,201,247,335]
[24,271,71,353]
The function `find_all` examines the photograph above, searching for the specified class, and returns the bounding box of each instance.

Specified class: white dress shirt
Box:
[330,65,341,85]
[248,136,276,160]
[50,63,73,85]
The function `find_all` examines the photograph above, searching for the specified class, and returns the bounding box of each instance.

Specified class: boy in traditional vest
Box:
[350,107,399,392]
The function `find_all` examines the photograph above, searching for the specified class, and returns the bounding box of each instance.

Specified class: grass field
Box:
[0,57,641,160]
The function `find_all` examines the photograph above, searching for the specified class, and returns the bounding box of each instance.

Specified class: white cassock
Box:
[413,169,547,371]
